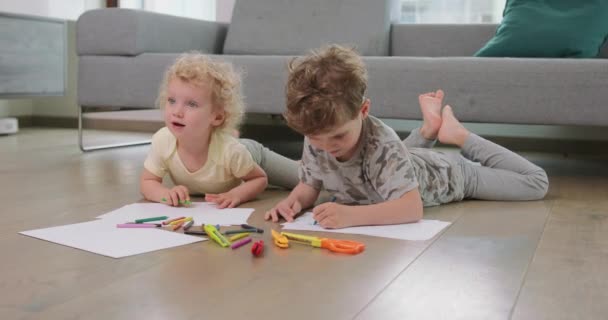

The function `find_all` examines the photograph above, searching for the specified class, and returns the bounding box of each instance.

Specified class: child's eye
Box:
[167,98,176,104]
[187,101,198,108]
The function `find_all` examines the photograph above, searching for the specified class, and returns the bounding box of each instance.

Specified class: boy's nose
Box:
[321,141,335,151]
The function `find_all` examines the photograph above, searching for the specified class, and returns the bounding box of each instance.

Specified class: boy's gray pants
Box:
[241,128,549,201]
[457,133,548,201]
[405,128,549,201]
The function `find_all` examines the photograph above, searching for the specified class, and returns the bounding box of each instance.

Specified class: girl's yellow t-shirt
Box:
[143,127,255,195]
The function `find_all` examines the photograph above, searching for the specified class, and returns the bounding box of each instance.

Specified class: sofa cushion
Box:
[223,0,398,56]
[475,0,608,58]
[365,57,608,126]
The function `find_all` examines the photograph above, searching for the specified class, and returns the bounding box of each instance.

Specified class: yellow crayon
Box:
[169,217,192,225]
[228,232,251,242]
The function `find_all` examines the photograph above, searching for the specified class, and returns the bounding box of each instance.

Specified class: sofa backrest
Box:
[391,24,498,57]
[77,9,228,56]
[223,0,399,56]
[392,23,608,58]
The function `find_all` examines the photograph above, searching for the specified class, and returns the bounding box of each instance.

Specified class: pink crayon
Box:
[116,223,160,228]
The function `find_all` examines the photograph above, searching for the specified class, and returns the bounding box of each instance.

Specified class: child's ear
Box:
[360,98,371,119]
[211,109,226,127]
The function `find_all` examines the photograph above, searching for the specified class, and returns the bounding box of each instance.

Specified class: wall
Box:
[0,99,32,117]
[216,0,234,22]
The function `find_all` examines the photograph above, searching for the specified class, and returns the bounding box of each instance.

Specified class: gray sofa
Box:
[76,0,608,151]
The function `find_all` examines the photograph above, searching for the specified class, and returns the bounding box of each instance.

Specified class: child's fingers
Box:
[265,209,274,221]
[162,195,173,206]
[215,196,226,206]
[321,217,338,229]
[219,198,231,209]
[316,214,331,228]
[226,199,238,208]
[169,192,179,207]
[177,185,189,196]
[278,206,295,222]
[312,202,328,215]
[314,210,329,224]
[265,207,279,222]
[177,189,188,205]
[312,205,327,224]
[291,201,302,215]
[269,209,280,222]
[230,199,238,208]
[264,209,272,220]
[208,195,223,204]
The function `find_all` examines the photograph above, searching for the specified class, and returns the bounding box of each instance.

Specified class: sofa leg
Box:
[78,105,151,152]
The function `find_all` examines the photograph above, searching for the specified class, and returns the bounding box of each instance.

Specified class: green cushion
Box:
[475,0,608,58]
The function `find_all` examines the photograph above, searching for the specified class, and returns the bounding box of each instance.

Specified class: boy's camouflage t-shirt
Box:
[299,116,465,207]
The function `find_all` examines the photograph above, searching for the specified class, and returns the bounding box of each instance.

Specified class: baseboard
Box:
[17,116,76,128]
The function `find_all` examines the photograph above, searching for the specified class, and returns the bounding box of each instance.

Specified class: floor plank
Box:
[355,200,551,320]
[511,177,608,320]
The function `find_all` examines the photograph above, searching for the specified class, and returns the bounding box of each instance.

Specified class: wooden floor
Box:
[1,128,607,320]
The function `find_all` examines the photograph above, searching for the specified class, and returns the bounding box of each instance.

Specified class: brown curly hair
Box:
[284,45,368,135]
[157,52,245,134]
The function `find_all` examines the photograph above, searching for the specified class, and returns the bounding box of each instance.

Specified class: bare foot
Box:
[437,105,470,147]
[418,89,444,140]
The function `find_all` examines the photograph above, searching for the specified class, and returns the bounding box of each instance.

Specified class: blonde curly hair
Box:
[157,52,244,134]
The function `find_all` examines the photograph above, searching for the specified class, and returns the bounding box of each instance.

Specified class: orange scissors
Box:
[271,229,289,248]
[276,231,365,254]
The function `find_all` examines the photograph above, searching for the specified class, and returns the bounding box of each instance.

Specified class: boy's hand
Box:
[265,198,302,222]
[205,191,242,209]
[312,202,353,229]
[163,185,190,206]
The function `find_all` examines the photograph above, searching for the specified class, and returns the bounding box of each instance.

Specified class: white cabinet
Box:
[0,12,67,97]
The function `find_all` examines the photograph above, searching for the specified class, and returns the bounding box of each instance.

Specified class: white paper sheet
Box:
[281,212,451,241]
[96,202,254,226]
[20,219,206,258]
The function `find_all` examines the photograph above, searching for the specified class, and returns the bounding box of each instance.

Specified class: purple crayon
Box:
[230,237,252,250]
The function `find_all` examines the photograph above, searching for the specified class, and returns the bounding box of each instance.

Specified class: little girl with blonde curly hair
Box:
[140,52,299,208]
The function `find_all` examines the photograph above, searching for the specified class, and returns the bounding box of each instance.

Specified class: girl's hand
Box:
[312,202,353,229]
[265,197,302,222]
[205,192,242,209]
[163,185,190,206]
